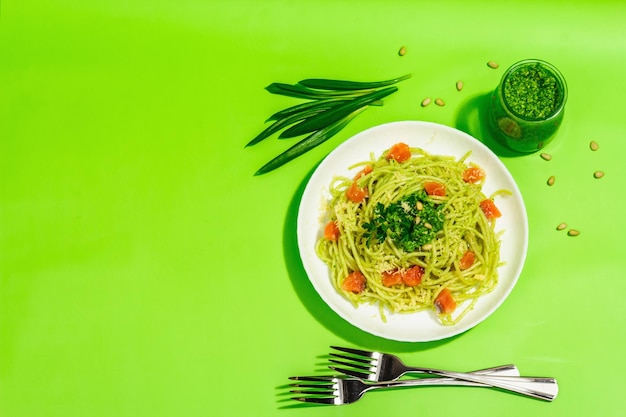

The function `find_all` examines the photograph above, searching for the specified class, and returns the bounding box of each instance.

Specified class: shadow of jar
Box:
[454,92,521,158]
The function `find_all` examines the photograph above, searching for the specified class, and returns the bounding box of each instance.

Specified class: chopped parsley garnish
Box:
[363,190,444,252]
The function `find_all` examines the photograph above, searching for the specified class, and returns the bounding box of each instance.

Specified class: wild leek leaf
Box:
[255,107,366,175]
[265,83,372,100]
[278,86,397,139]
[298,74,411,91]
[265,97,347,122]
[246,106,330,147]
[249,74,410,175]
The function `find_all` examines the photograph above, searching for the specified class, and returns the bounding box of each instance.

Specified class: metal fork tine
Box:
[288,376,335,382]
[289,383,333,390]
[291,396,336,405]
[290,388,335,395]
[328,366,369,379]
[330,345,375,358]
[329,352,372,365]
[328,358,371,372]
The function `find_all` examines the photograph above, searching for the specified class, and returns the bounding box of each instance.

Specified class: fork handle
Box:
[370,374,558,401]
[468,364,519,377]
[404,368,558,401]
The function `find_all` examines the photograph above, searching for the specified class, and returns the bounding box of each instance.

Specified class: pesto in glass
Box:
[488,59,567,153]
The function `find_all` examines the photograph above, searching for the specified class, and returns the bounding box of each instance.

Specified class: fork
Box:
[329,346,558,401]
[290,364,520,405]
[289,365,536,405]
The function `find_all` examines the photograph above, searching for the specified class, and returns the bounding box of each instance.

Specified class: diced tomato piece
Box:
[386,142,412,163]
[353,164,373,180]
[402,265,424,286]
[423,181,446,196]
[346,181,368,203]
[381,270,403,287]
[324,221,340,241]
[435,288,457,314]
[479,198,502,219]
[382,266,424,287]
[342,271,366,294]
[459,250,475,270]
[463,166,485,183]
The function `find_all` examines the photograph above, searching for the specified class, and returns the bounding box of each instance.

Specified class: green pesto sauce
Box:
[362,190,444,252]
[503,63,562,120]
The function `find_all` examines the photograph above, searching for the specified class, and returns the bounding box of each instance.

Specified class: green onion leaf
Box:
[278,86,398,139]
[254,107,366,175]
[297,74,411,91]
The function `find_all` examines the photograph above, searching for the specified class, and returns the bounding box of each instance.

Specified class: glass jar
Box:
[488,59,567,153]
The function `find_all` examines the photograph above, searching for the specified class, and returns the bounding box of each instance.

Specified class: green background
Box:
[1,1,625,416]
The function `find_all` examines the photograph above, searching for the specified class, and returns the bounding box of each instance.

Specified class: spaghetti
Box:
[315,143,507,325]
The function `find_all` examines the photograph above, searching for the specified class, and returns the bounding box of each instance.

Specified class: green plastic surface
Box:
[2,1,625,416]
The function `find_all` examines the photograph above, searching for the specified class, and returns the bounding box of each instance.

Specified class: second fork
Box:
[329,346,559,402]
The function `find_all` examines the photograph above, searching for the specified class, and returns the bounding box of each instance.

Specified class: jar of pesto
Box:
[488,59,567,153]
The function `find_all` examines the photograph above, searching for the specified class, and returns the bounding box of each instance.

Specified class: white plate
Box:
[296,121,528,342]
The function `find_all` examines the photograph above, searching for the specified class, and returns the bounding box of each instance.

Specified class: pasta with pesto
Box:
[315,143,508,325]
